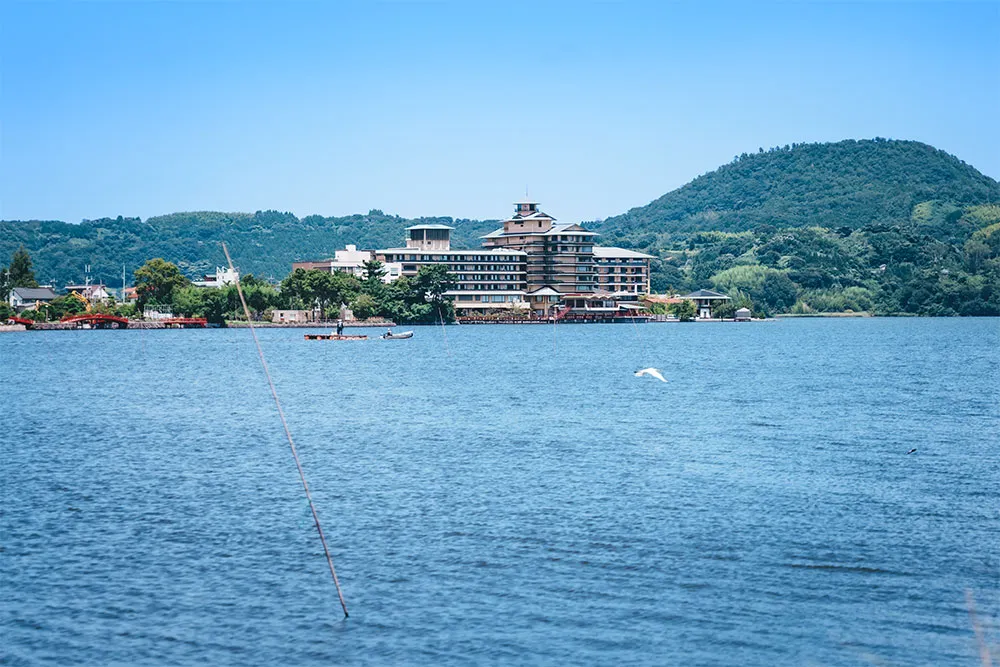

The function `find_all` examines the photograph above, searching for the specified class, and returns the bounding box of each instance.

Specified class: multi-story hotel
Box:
[376,224,530,316]
[293,200,653,318]
[593,247,653,295]
[481,200,600,293]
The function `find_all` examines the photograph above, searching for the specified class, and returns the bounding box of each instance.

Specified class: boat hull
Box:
[304,334,368,340]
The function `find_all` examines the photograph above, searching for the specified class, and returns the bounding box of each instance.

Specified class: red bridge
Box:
[60,313,130,329]
[6,315,36,328]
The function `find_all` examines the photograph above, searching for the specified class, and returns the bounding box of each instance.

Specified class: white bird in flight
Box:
[635,368,667,382]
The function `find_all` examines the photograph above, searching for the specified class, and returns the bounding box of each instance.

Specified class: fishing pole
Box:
[221,242,349,619]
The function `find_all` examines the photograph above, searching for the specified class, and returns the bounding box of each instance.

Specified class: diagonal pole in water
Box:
[221,242,349,619]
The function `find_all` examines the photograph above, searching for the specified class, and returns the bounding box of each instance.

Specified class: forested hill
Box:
[0,211,499,288]
[592,139,1000,316]
[593,139,1000,243]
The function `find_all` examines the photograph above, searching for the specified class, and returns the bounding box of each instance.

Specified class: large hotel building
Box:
[294,200,653,318]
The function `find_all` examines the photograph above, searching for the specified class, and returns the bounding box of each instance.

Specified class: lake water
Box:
[2,318,998,666]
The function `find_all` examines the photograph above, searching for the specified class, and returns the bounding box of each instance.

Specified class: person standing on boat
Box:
[336,319,344,336]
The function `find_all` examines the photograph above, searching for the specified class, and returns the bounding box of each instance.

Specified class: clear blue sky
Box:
[2,1,998,224]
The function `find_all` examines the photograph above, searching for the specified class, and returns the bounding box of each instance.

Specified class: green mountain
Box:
[590,139,1000,316]
[593,138,1000,241]
[3,138,999,315]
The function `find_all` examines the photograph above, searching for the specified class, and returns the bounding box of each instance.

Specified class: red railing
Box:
[7,316,35,327]
[60,313,130,327]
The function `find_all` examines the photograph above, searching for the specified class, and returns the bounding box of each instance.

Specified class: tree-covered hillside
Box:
[0,210,498,288]
[592,139,1000,316]
[594,139,1000,241]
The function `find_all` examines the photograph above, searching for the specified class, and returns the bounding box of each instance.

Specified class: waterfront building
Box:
[480,200,654,316]
[271,309,314,324]
[292,200,654,319]
[65,283,111,302]
[593,247,654,295]
[9,286,58,312]
[293,244,402,282]
[735,307,752,321]
[481,200,599,293]
[526,286,564,317]
[376,224,529,316]
[193,267,239,288]
[681,289,731,319]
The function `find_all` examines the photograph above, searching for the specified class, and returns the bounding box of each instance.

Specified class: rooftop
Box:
[681,289,731,300]
[526,286,562,296]
[379,247,526,256]
[11,287,58,300]
[406,223,455,231]
[482,222,599,239]
[593,246,655,259]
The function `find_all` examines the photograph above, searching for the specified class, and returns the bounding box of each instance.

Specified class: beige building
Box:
[376,224,529,316]
[593,247,653,294]
[271,309,314,324]
[481,200,599,293]
[481,200,654,316]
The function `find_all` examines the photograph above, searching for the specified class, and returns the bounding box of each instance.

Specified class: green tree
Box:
[9,246,38,288]
[200,288,228,324]
[349,293,378,320]
[754,272,798,313]
[47,295,88,320]
[172,286,205,317]
[0,266,10,302]
[361,259,387,284]
[134,258,190,310]
[413,264,454,304]
[670,299,697,322]
[241,281,279,319]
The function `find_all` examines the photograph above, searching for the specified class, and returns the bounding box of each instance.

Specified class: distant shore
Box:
[775,312,872,318]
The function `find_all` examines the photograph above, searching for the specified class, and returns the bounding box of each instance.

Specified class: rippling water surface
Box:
[2,318,998,665]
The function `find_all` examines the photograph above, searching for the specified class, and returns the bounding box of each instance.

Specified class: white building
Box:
[680,289,731,319]
[375,224,531,316]
[293,244,403,283]
[65,283,111,302]
[194,267,239,288]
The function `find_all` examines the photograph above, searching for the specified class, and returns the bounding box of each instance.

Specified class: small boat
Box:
[304,334,368,340]
[381,331,413,340]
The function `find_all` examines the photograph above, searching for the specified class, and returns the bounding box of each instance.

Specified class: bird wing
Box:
[635,368,667,382]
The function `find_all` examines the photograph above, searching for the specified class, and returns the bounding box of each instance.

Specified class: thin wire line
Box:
[221,242,349,619]
[438,304,452,358]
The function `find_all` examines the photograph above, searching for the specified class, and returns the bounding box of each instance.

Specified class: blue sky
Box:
[2,1,998,224]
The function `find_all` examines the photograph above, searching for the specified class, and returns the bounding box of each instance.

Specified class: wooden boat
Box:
[304,334,368,340]
[381,331,413,340]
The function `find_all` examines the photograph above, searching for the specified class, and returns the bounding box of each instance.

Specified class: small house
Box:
[272,309,314,324]
[734,307,752,321]
[680,289,731,319]
[9,286,58,312]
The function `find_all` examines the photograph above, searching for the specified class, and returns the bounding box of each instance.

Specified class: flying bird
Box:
[635,368,667,382]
